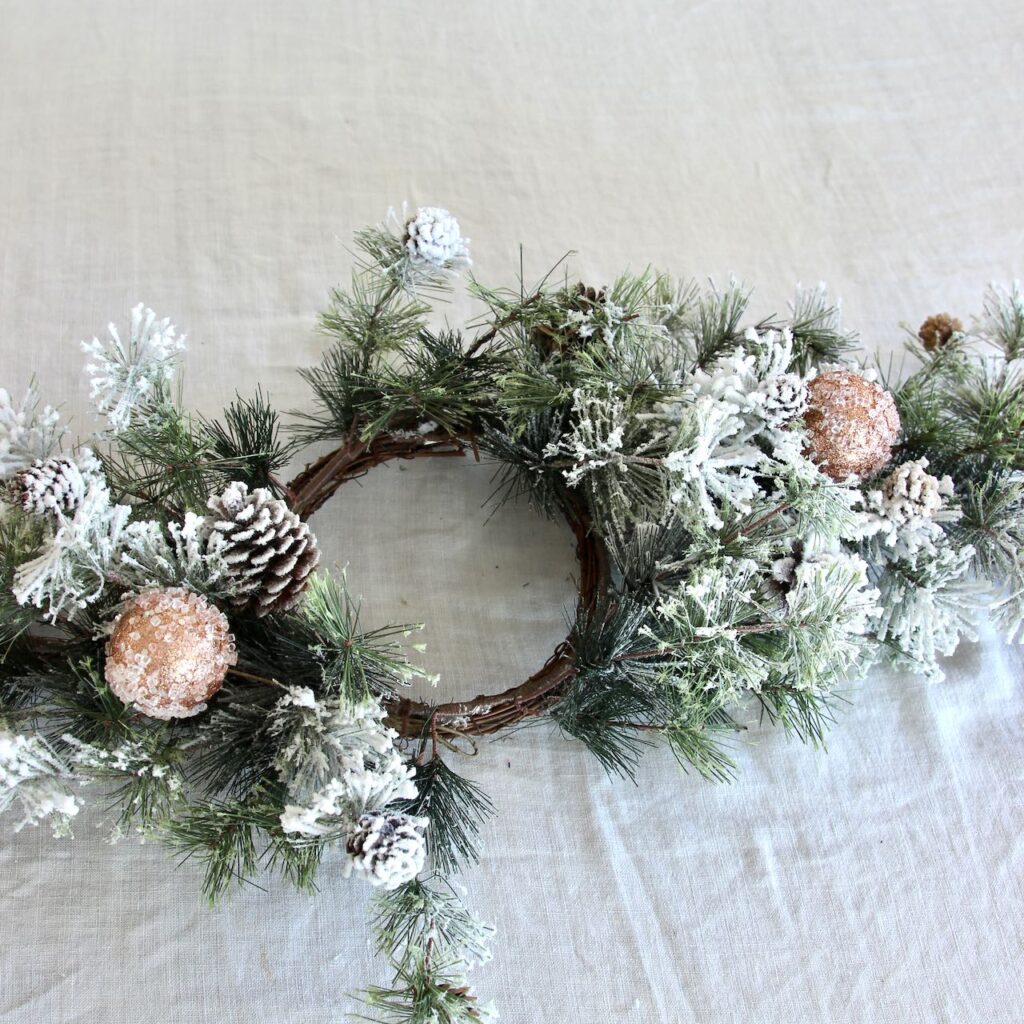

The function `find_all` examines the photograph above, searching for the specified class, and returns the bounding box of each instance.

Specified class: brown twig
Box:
[227,667,282,687]
[463,293,542,359]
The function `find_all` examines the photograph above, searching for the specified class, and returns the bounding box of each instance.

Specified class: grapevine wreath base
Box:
[2,207,1023,1021]
[289,428,608,740]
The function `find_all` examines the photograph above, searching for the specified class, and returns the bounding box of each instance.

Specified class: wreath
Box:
[2,207,1022,1021]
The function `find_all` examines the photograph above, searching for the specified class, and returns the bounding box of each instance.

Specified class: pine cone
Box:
[346,812,427,890]
[573,282,607,308]
[207,482,320,617]
[403,207,471,269]
[760,372,809,428]
[535,282,609,358]
[918,313,962,352]
[880,458,953,523]
[12,456,88,517]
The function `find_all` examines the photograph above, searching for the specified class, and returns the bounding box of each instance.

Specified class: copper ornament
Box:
[804,370,901,481]
[105,588,237,720]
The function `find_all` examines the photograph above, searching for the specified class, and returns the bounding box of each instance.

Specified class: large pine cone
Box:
[12,456,88,518]
[207,482,320,617]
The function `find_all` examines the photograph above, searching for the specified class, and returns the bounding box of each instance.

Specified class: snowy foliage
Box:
[871,545,982,680]
[116,512,233,596]
[0,384,63,479]
[64,734,179,787]
[273,688,418,839]
[650,558,778,695]
[661,397,765,531]
[543,386,630,488]
[12,452,131,620]
[689,326,811,432]
[647,550,880,700]
[0,728,79,834]
[82,304,185,433]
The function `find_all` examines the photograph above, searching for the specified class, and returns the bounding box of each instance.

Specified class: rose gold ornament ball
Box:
[803,370,901,481]
[105,588,237,720]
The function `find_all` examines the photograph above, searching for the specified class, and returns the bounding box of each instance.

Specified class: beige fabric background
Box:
[1,2,1023,1021]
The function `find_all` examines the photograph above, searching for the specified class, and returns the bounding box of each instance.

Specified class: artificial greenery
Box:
[1,209,1022,1019]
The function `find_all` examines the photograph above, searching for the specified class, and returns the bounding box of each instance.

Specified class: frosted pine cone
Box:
[12,450,99,518]
[206,482,320,617]
[403,207,471,269]
[346,812,427,890]
[759,372,809,428]
[918,313,962,352]
[880,458,954,524]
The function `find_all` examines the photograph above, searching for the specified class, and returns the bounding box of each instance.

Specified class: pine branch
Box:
[690,279,750,368]
[297,573,434,700]
[755,684,843,748]
[361,877,495,1023]
[785,283,859,373]
[0,509,46,649]
[400,755,494,876]
[159,785,322,903]
[200,387,295,495]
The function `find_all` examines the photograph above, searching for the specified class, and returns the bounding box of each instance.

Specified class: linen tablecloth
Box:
[1,3,1022,1021]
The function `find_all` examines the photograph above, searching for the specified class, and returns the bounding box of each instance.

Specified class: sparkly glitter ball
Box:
[105,588,237,720]
[804,370,901,481]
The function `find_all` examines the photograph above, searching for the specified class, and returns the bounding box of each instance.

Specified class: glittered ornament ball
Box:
[803,370,901,481]
[105,588,237,720]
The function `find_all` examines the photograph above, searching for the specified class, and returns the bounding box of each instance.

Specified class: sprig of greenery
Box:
[360,877,495,1023]
[298,573,434,700]
[400,754,494,876]
[200,388,295,495]
[158,785,321,903]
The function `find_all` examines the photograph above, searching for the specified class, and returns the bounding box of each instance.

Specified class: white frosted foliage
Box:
[82,303,186,433]
[0,384,63,479]
[0,728,79,834]
[275,691,419,838]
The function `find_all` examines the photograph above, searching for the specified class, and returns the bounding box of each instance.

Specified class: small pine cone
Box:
[346,812,427,890]
[918,313,962,352]
[403,207,471,269]
[760,372,809,428]
[535,282,609,358]
[207,482,320,617]
[12,456,88,518]
[880,458,953,523]
[573,282,607,308]
[766,540,806,611]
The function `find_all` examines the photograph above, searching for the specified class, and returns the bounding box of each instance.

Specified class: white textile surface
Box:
[1,2,1023,1022]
